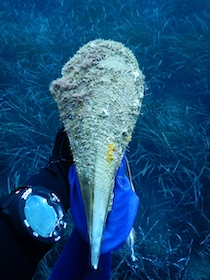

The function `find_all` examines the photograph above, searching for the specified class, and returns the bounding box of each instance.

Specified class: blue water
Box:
[0,0,210,279]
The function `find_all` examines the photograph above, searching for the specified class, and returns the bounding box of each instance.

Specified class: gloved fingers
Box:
[50,127,73,162]
[49,227,89,280]
[101,159,139,253]
[69,155,139,254]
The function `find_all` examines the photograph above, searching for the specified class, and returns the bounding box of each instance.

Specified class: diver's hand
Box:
[69,155,139,253]
[101,156,139,254]
[49,155,138,280]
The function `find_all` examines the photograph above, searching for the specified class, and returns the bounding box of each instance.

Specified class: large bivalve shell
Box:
[50,39,144,269]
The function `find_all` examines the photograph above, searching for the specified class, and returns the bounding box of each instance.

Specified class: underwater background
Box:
[0,0,210,279]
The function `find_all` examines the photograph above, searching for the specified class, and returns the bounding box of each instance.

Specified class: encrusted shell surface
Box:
[50,39,144,268]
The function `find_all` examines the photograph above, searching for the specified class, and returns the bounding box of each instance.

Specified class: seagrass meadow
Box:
[0,0,210,279]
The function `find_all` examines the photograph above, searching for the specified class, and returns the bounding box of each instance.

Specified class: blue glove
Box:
[49,227,111,280]
[50,155,139,280]
[70,154,139,253]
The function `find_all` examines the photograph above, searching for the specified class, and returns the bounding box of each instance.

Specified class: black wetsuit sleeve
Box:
[25,127,74,211]
[0,128,73,280]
